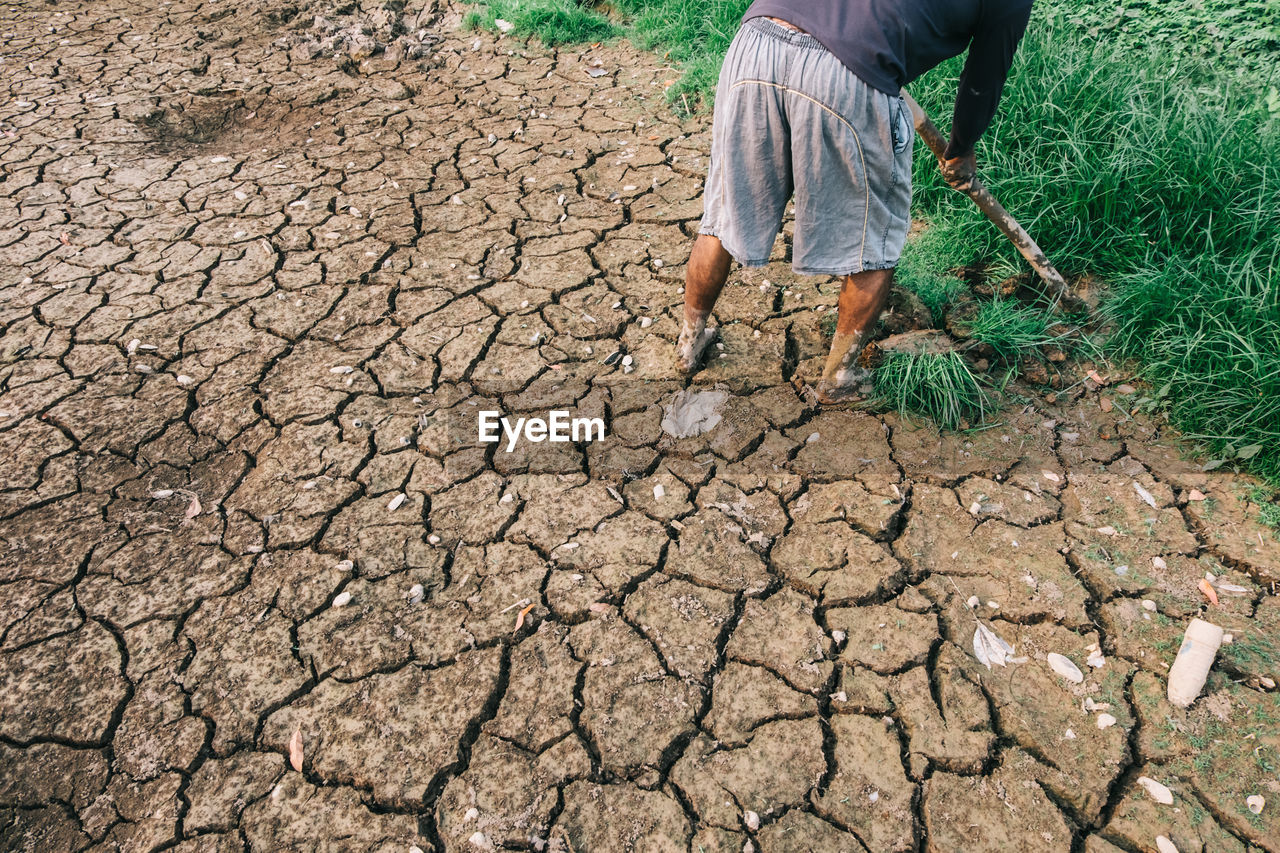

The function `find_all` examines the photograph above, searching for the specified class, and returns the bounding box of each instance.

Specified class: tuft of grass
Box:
[895,224,969,323]
[967,298,1061,362]
[873,352,992,431]
[463,0,619,45]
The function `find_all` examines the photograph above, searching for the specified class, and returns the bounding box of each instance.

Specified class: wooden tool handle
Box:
[902,91,1074,307]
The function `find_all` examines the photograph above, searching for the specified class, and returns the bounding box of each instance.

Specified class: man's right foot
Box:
[814,368,874,405]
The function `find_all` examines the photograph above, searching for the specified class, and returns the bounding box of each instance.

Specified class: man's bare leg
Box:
[815,268,894,404]
[676,234,732,373]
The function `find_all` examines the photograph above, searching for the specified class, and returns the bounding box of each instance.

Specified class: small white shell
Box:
[335,559,354,572]
[1096,713,1117,729]
[652,484,665,500]
[1047,653,1084,683]
[1248,794,1265,814]
[387,493,406,511]
[1142,599,1158,612]
[1156,836,1179,853]
[332,591,352,608]
[1152,556,1168,569]
[744,811,760,831]
[408,584,424,604]
[428,534,441,545]
[1138,776,1174,805]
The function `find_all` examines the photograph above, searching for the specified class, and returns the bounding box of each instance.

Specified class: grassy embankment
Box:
[464,0,1280,485]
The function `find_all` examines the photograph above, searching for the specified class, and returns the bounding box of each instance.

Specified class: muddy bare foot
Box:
[815,370,874,405]
[674,326,717,374]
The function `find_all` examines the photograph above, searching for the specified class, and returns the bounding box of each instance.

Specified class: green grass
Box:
[966,299,1061,362]
[465,0,1280,480]
[873,352,992,431]
[895,224,970,323]
[463,0,619,45]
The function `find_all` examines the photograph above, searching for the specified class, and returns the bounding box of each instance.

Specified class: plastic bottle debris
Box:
[1138,776,1174,805]
[1167,618,1224,707]
[1047,653,1084,684]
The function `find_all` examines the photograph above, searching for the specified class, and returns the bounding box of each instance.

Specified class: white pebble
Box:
[332,591,352,608]
[1096,713,1117,729]
[387,493,406,511]
[653,484,665,500]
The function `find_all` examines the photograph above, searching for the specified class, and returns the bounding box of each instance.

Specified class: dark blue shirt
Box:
[744,0,1034,157]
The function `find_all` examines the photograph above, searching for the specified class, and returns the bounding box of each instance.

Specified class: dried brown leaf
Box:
[288,728,303,771]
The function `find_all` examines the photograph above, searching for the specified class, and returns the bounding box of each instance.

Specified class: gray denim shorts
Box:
[699,17,914,276]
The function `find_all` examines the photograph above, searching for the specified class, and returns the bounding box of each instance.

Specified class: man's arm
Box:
[943,3,1033,162]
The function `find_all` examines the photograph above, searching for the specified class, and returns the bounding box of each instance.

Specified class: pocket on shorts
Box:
[890,95,912,154]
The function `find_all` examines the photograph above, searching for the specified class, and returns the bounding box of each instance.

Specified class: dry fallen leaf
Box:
[973,622,1015,670]
[513,602,535,632]
[1086,369,1108,385]
[1133,481,1159,510]
[1100,397,1113,413]
[1198,578,1219,606]
[288,728,303,771]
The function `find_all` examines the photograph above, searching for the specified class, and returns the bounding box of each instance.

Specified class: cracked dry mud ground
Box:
[3,2,1280,852]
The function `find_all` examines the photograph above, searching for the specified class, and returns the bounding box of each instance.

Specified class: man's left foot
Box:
[675,313,716,374]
